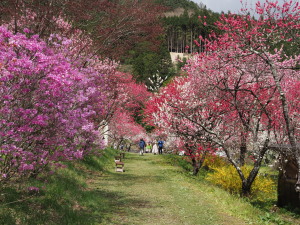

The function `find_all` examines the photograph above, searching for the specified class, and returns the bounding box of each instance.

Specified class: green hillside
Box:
[155,0,200,10]
[124,0,221,90]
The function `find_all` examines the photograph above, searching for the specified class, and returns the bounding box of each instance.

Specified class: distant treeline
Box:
[161,4,221,53]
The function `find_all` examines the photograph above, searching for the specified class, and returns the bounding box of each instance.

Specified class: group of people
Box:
[138,139,164,156]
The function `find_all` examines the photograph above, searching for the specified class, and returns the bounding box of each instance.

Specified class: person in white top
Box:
[152,143,159,155]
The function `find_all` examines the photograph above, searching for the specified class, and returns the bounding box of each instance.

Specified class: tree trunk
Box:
[127,143,131,152]
[192,158,199,175]
[190,29,193,53]
[240,134,247,166]
[241,181,252,196]
[268,58,300,191]
[191,153,207,176]
[241,164,260,196]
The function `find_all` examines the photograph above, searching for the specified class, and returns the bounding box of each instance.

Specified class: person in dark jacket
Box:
[139,138,146,155]
[158,140,164,154]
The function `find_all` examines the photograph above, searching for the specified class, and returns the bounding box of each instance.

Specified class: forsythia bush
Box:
[206,165,275,200]
[202,154,228,169]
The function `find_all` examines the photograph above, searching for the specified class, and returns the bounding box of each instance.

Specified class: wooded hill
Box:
[124,0,221,88]
[160,0,221,53]
[155,0,201,10]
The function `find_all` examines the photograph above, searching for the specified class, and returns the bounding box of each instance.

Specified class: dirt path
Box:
[88,153,250,225]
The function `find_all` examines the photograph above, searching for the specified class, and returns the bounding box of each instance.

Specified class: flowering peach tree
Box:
[145,0,300,195]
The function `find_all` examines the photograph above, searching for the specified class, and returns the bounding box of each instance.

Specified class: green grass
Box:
[0,148,118,225]
[0,151,299,224]
[162,154,300,225]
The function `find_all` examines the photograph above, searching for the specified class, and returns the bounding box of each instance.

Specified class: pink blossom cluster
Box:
[0,26,113,181]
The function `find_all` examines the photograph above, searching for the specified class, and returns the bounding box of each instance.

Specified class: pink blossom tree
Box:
[104,71,151,147]
[145,77,218,175]
[197,0,300,191]
[190,0,299,195]
[109,110,147,148]
[145,0,300,195]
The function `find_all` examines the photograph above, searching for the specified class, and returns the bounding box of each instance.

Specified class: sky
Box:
[191,0,289,14]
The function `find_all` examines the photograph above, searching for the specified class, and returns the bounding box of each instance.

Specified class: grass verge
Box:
[161,154,300,225]
[0,148,118,225]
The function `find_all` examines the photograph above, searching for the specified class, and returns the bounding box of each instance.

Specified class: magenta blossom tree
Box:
[0,26,111,182]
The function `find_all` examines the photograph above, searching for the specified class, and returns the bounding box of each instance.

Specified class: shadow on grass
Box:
[0,172,151,225]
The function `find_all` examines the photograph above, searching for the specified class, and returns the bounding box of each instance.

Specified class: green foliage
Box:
[131,108,155,132]
[154,0,199,10]
[206,165,276,200]
[0,148,118,225]
[126,40,175,89]
[119,1,221,87]
[162,5,221,54]
[259,212,290,225]
[176,56,187,70]
[162,154,193,172]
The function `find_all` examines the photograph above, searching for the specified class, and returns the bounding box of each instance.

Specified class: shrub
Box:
[0,25,111,183]
[202,154,229,170]
[206,165,275,200]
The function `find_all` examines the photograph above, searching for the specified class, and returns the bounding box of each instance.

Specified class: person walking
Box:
[152,142,158,155]
[139,138,146,156]
[146,142,152,153]
[158,140,164,154]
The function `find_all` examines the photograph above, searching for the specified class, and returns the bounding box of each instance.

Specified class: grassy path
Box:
[88,153,255,225]
[2,151,299,224]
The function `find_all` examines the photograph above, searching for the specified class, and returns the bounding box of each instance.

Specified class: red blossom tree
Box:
[145,0,300,196]
[200,0,300,191]
[98,71,151,147]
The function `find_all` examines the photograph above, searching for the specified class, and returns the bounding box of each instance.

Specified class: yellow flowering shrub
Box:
[203,154,228,169]
[205,165,275,200]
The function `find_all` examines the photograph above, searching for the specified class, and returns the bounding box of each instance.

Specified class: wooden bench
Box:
[115,161,125,172]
